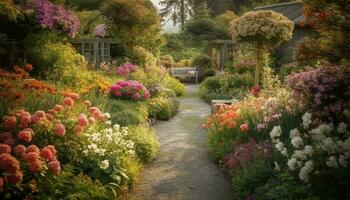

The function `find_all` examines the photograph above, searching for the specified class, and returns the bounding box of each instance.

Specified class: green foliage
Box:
[0,0,24,21]
[233,158,274,199]
[191,54,213,77]
[26,37,86,84]
[255,171,318,200]
[147,97,179,120]
[215,11,237,28]
[185,18,228,41]
[200,73,254,103]
[204,68,216,77]
[106,99,148,126]
[127,125,160,164]
[101,0,164,54]
[36,165,117,200]
[162,76,185,96]
[76,11,104,36]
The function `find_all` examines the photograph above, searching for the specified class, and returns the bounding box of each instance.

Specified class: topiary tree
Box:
[230,10,294,86]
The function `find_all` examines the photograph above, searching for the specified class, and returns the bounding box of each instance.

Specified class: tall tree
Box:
[159,0,192,30]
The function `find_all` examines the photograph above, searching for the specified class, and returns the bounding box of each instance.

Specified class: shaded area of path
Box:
[128,84,233,200]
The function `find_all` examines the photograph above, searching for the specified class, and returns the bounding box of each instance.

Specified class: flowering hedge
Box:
[116,63,138,76]
[28,0,80,37]
[110,80,150,101]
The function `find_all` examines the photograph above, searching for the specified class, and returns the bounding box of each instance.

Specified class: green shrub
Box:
[233,158,274,200]
[162,75,185,96]
[27,39,86,85]
[106,99,148,126]
[200,73,253,103]
[36,165,118,200]
[204,68,216,77]
[127,125,160,164]
[147,96,179,120]
[255,172,318,200]
[191,54,213,77]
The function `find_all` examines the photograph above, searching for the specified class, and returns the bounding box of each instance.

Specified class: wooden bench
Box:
[171,67,198,83]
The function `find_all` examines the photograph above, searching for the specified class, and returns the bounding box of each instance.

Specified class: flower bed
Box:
[110,80,150,101]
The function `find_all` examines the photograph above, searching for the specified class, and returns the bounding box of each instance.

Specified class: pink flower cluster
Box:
[28,0,80,37]
[110,80,150,101]
[286,64,350,114]
[94,24,108,38]
[116,63,138,76]
[224,138,272,170]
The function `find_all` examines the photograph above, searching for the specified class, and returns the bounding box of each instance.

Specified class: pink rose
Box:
[3,116,17,130]
[69,93,80,100]
[17,130,32,142]
[133,93,141,100]
[27,159,42,173]
[34,111,46,118]
[19,114,31,128]
[40,147,54,160]
[115,91,122,97]
[63,97,74,107]
[55,124,66,137]
[24,152,39,163]
[48,160,61,174]
[77,114,89,127]
[14,145,26,157]
[240,123,249,133]
[26,145,40,154]
[0,144,11,154]
[53,104,64,112]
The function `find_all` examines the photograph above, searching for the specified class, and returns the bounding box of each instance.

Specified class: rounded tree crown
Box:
[230,10,294,47]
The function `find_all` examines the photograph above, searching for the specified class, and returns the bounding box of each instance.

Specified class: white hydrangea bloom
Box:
[294,150,307,161]
[337,122,348,134]
[104,113,111,119]
[322,137,337,154]
[275,142,284,152]
[338,155,348,167]
[281,148,288,157]
[291,136,304,148]
[302,112,312,129]
[270,126,282,138]
[326,156,338,168]
[287,157,297,170]
[304,145,314,156]
[290,128,300,139]
[299,160,313,182]
[99,160,109,169]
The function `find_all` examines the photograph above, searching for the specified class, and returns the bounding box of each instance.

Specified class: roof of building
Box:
[255,1,304,25]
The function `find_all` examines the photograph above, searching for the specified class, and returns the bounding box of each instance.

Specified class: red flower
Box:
[19,114,31,128]
[46,145,57,156]
[229,121,236,129]
[0,177,3,191]
[77,113,89,127]
[0,143,12,154]
[0,154,20,172]
[48,109,57,115]
[63,97,74,106]
[3,116,17,130]
[34,111,46,118]
[27,159,42,173]
[47,160,61,174]
[55,124,66,137]
[17,130,32,142]
[0,132,13,142]
[26,145,40,154]
[53,104,64,112]
[69,93,80,100]
[7,170,23,184]
[14,145,26,157]
[24,64,33,72]
[240,123,249,133]
[250,85,261,97]
[89,107,99,114]
[24,152,39,163]
[40,147,54,160]
[46,113,54,121]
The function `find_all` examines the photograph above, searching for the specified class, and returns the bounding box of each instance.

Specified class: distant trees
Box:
[159,0,193,30]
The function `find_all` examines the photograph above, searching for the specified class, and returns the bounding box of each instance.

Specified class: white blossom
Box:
[270,126,282,138]
[104,113,111,119]
[287,157,297,170]
[326,156,338,168]
[299,160,313,182]
[302,112,312,129]
[337,122,348,134]
[290,128,300,139]
[274,161,281,171]
[304,145,314,156]
[338,155,348,167]
[291,136,304,148]
[99,160,109,169]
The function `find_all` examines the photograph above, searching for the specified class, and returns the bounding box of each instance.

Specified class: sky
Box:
[150,0,180,33]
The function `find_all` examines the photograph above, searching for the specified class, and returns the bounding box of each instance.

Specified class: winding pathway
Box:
[128,84,233,200]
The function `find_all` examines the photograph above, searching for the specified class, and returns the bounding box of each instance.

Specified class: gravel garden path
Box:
[128,84,233,200]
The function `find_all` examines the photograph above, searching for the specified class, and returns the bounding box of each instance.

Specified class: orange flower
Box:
[228,121,236,129]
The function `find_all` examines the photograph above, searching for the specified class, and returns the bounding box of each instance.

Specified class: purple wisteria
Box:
[28,0,80,37]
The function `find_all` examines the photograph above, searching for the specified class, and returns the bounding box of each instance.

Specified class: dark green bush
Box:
[233,158,274,200]
[204,68,216,77]
[200,73,254,103]
[107,99,148,126]
[191,54,213,77]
